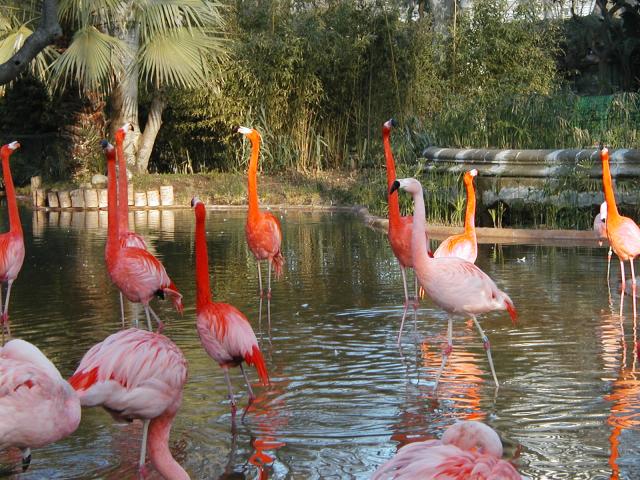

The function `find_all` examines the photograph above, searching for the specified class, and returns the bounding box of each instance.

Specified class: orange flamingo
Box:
[69,328,188,478]
[114,124,147,325]
[383,119,420,309]
[192,197,269,416]
[0,141,24,342]
[372,421,522,479]
[599,145,640,312]
[236,126,284,299]
[434,169,478,263]
[101,140,182,331]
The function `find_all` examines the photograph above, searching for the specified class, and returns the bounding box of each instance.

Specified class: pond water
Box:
[1,206,639,479]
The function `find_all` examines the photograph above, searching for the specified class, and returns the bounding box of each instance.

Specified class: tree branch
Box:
[0,0,62,86]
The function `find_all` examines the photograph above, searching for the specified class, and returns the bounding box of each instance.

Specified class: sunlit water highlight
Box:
[1,206,639,479]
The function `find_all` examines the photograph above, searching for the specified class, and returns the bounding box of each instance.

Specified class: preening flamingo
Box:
[390,178,517,389]
[434,169,478,263]
[0,141,24,342]
[192,197,269,416]
[101,140,182,331]
[593,201,612,281]
[0,339,81,471]
[236,126,284,299]
[599,145,640,310]
[69,328,189,479]
[372,421,523,479]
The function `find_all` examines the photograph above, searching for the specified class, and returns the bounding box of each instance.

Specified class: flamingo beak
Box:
[384,118,397,129]
[469,169,478,177]
[190,196,203,207]
[8,141,20,150]
[389,180,401,194]
[21,448,31,472]
[236,126,253,135]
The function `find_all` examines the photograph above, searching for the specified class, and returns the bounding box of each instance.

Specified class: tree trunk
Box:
[136,91,166,173]
[428,0,455,37]
[0,0,61,85]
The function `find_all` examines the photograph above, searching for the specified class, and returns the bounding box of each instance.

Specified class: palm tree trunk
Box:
[136,92,166,173]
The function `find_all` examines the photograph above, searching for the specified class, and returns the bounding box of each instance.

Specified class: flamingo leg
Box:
[138,419,150,473]
[267,261,272,300]
[143,306,153,331]
[607,247,612,284]
[0,285,4,344]
[239,363,256,403]
[2,280,13,339]
[620,259,626,317]
[257,262,263,298]
[223,368,237,416]
[413,275,419,310]
[396,304,409,345]
[631,259,637,318]
[119,292,126,328]
[471,315,499,387]
[147,306,164,333]
[434,316,453,392]
[400,265,409,307]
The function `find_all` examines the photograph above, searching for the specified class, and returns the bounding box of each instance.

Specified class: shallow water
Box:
[1,206,640,479]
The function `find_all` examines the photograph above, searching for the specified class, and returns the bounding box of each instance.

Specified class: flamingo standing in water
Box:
[599,145,640,314]
[0,339,81,471]
[0,142,24,342]
[434,169,478,263]
[593,201,612,281]
[101,141,182,331]
[69,328,188,478]
[192,197,269,415]
[236,127,284,299]
[372,421,523,479]
[390,178,517,389]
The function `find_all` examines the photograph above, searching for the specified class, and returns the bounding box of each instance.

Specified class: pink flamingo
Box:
[390,178,517,389]
[0,339,81,471]
[236,127,284,299]
[593,201,612,281]
[0,141,25,342]
[101,140,182,331]
[600,145,640,314]
[372,421,523,479]
[69,328,188,479]
[434,169,478,263]
[192,197,269,415]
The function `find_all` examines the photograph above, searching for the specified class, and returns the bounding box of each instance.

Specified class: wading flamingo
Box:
[372,421,523,479]
[1,339,81,471]
[0,142,24,342]
[192,197,269,416]
[599,145,640,313]
[69,328,188,479]
[236,127,284,299]
[434,169,478,263]
[390,178,517,389]
[593,201,612,281]
[102,141,182,331]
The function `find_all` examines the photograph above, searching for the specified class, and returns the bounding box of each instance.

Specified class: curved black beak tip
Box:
[390,118,398,128]
[21,453,31,472]
[190,196,200,208]
[598,141,604,150]
[232,125,240,133]
[389,180,400,194]
[99,139,109,149]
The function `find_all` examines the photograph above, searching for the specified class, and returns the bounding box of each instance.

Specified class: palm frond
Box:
[49,25,130,93]
[59,0,121,28]
[136,0,225,40]
[138,28,224,88]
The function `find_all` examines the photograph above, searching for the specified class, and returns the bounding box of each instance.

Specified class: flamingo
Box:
[372,421,523,479]
[390,178,517,389]
[434,169,478,263]
[236,126,284,299]
[69,328,188,479]
[599,145,640,313]
[192,197,269,416]
[0,339,81,471]
[593,201,612,281]
[101,140,182,331]
[0,141,25,342]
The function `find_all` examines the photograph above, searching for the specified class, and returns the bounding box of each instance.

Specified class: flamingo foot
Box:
[482,337,490,351]
[267,290,272,300]
[442,344,453,356]
[138,463,150,478]
[156,320,165,335]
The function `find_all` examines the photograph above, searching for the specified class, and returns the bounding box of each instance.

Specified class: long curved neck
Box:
[1,152,21,234]
[147,410,189,480]
[247,136,260,218]
[601,152,621,218]
[115,134,129,233]
[383,129,401,226]
[106,152,120,256]
[464,178,476,232]
[195,206,213,310]
[410,186,430,267]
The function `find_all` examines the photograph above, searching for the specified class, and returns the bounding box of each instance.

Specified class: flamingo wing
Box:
[69,329,187,420]
[0,232,25,281]
[246,211,282,259]
[112,247,173,299]
[120,232,148,250]
[609,216,640,258]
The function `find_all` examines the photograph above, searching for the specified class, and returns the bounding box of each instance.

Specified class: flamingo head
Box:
[464,168,478,184]
[383,118,397,132]
[119,122,134,133]
[99,139,114,153]
[441,421,504,458]
[389,177,422,196]
[598,143,609,162]
[7,141,20,151]
[114,123,133,143]
[600,201,607,222]
[191,196,203,208]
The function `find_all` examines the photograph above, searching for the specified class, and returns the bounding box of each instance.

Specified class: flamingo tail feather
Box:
[245,345,269,386]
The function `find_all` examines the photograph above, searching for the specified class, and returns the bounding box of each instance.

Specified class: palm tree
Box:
[51,0,226,173]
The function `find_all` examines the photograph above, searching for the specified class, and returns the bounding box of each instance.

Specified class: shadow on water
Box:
[3,205,640,478]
